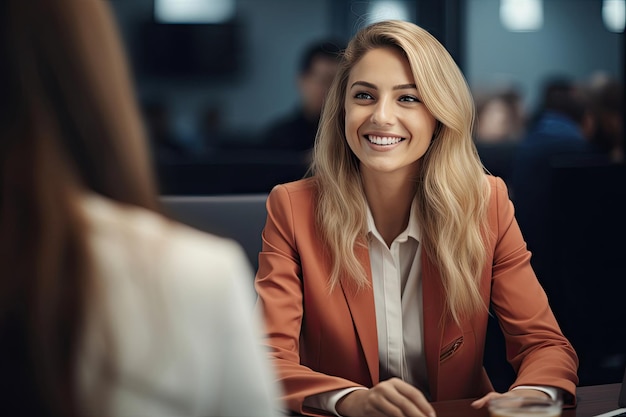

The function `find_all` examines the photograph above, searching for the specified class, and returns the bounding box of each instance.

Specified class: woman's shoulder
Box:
[81,193,252,287]
[271,176,318,196]
[267,176,318,210]
[484,173,507,192]
[482,174,516,233]
[82,192,238,247]
[484,174,510,204]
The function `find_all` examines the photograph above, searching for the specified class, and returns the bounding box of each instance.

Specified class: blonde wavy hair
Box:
[311,20,490,323]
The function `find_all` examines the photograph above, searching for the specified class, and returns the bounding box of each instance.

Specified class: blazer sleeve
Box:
[489,176,579,406]
[254,184,365,416]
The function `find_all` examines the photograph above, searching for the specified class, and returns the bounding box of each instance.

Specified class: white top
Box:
[77,194,283,417]
[366,200,427,392]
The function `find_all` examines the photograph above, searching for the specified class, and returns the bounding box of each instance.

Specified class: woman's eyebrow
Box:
[350,81,376,89]
[393,83,417,90]
[349,81,417,90]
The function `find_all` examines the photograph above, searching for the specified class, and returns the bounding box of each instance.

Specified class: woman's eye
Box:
[354,92,373,100]
[399,95,419,103]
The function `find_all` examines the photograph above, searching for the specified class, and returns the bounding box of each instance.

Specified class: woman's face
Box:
[344,46,437,178]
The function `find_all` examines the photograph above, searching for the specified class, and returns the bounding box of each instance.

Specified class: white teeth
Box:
[367,135,402,145]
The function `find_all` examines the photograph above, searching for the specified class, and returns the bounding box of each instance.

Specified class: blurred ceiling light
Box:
[366,0,411,25]
[603,0,625,32]
[155,0,235,24]
[500,0,543,32]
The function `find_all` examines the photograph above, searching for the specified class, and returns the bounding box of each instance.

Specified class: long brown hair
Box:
[0,0,159,415]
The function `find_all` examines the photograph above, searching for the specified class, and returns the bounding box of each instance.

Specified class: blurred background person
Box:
[585,74,624,164]
[475,87,526,144]
[262,39,345,153]
[473,86,527,186]
[0,1,282,416]
[509,75,603,298]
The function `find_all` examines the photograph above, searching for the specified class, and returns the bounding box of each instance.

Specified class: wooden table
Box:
[288,383,622,416]
[569,384,623,417]
[431,384,622,417]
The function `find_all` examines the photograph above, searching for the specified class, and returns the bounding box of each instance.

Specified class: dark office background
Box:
[109,0,622,147]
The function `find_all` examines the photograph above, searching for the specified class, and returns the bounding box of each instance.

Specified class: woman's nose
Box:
[371,98,394,126]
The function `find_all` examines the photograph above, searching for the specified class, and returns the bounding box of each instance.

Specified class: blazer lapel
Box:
[339,243,379,386]
[422,250,445,400]
[337,243,446,394]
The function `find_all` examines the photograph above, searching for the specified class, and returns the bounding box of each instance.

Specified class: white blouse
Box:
[77,194,283,417]
[366,200,429,393]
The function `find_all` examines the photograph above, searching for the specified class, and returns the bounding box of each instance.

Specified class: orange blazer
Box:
[255,175,578,416]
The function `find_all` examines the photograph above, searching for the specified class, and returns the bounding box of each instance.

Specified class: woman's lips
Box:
[365,134,406,145]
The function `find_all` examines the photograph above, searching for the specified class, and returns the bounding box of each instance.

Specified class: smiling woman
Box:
[254,19,579,417]
[344,47,437,191]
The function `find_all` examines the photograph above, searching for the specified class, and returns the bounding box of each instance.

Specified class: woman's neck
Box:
[361,170,417,247]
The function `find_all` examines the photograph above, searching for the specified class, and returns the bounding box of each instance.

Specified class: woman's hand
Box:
[335,378,436,417]
[470,388,551,409]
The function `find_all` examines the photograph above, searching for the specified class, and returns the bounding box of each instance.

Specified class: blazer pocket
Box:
[439,336,464,363]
